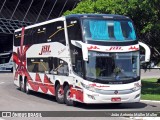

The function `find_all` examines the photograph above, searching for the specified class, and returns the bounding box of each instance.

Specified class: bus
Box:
[0,52,13,72]
[13,14,150,106]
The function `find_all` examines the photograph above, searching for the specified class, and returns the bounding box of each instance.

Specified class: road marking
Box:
[0,82,4,84]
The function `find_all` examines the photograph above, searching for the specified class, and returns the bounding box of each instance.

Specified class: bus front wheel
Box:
[64,85,76,106]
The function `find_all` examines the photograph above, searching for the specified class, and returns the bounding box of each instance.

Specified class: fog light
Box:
[134,94,140,99]
[87,94,95,100]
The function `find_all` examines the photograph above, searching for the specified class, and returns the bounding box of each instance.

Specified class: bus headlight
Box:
[132,82,141,92]
[81,82,96,92]
[132,87,140,92]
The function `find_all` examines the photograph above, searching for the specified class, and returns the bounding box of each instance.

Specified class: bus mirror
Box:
[139,42,151,63]
[71,40,88,61]
[82,44,88,61]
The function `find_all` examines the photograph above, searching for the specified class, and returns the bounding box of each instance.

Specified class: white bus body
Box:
[0,53,13,72]
[13,14,150,106]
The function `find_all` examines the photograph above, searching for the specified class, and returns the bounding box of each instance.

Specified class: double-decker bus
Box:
[13,14,150,106]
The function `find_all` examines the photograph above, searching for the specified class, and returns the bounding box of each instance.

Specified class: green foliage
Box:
[64,0,160,33]
[64,0,160,65]
[141,78,160,100]
[64,0,96,15]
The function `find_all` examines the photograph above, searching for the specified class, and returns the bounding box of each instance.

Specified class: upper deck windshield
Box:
[82,19,136,42]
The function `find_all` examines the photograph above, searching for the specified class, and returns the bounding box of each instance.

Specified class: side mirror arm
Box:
[71,40,88,61]
[139,42,151,62]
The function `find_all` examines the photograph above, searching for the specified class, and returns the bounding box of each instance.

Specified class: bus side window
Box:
[33,25,47,44]
[47,21,66,45]
[67,19,82,40]
[14,32,21,46]
[48,57,53,72]
[27,58,36,72]
[33,63,38,72]
[27,58,49,73]
[57,60,69,76]
[76,60,83,77]
[50,58,69,76]
[24,29,33,45]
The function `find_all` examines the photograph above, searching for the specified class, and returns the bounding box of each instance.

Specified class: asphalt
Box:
[0,70,159,120]
[141,69,160,79]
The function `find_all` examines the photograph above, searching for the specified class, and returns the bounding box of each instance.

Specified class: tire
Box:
[25,79,31,94]
[64,85,76,106]
[19,79,24,92]
[11,67,13,72]
[55,84,64,104]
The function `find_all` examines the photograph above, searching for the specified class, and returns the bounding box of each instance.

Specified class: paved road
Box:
[0,72,160,120]
[141,69,160,79]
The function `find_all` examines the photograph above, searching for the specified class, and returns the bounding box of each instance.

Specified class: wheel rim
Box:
[58,88,64,100]
[66,89,72,102]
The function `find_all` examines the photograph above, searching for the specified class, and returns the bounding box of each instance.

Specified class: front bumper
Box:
[83,89,141,104]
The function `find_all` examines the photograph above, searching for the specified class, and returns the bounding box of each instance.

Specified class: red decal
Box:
[47,85,55,95]
[70,87,83,102]
[28,81,39,91]
[13,26,32,76]
[35,73,48,93]
[106,46,122,51]
[89,84,109,88]
[87,46,100,50]
[20,27,25,56]
[40,84,48,94]
[128,46,139,51]
[39,45,51,55]
[44,74,55,95]
[35,73,42,82]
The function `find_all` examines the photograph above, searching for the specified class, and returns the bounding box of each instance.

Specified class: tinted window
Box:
[27,58,49,73]
[67,19,82,40]
[49,57,69,76]
[33,25,47,44]
[24,29,33,45]
[82,19,136,41]
[66,18,84,77]
[14,32,21,46]
[14,21,66,46]
[46,21,66,45]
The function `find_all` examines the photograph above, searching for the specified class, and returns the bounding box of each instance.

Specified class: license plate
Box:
[111,97,121,102]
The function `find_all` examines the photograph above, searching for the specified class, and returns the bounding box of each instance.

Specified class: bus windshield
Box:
[85,51,139,82]
[82,19,136,41]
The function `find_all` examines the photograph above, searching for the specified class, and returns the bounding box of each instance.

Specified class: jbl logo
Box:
[39,45,51,55]
[107,46,122,51]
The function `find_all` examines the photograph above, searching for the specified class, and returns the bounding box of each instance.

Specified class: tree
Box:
[64,0,160,66]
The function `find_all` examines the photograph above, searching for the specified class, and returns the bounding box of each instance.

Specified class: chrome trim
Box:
[94,88,139,95]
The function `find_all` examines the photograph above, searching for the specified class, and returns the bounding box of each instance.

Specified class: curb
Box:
[141,100,160,103]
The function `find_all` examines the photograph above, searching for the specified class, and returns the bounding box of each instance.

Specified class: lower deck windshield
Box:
[85,51,139,82]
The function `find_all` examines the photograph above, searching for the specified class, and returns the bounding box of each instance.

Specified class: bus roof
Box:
[66,14,130,20]
[15,14,130,32]
[15,16,66,32]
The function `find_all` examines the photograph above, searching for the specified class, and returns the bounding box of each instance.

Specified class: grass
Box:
[141,78,160,101]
